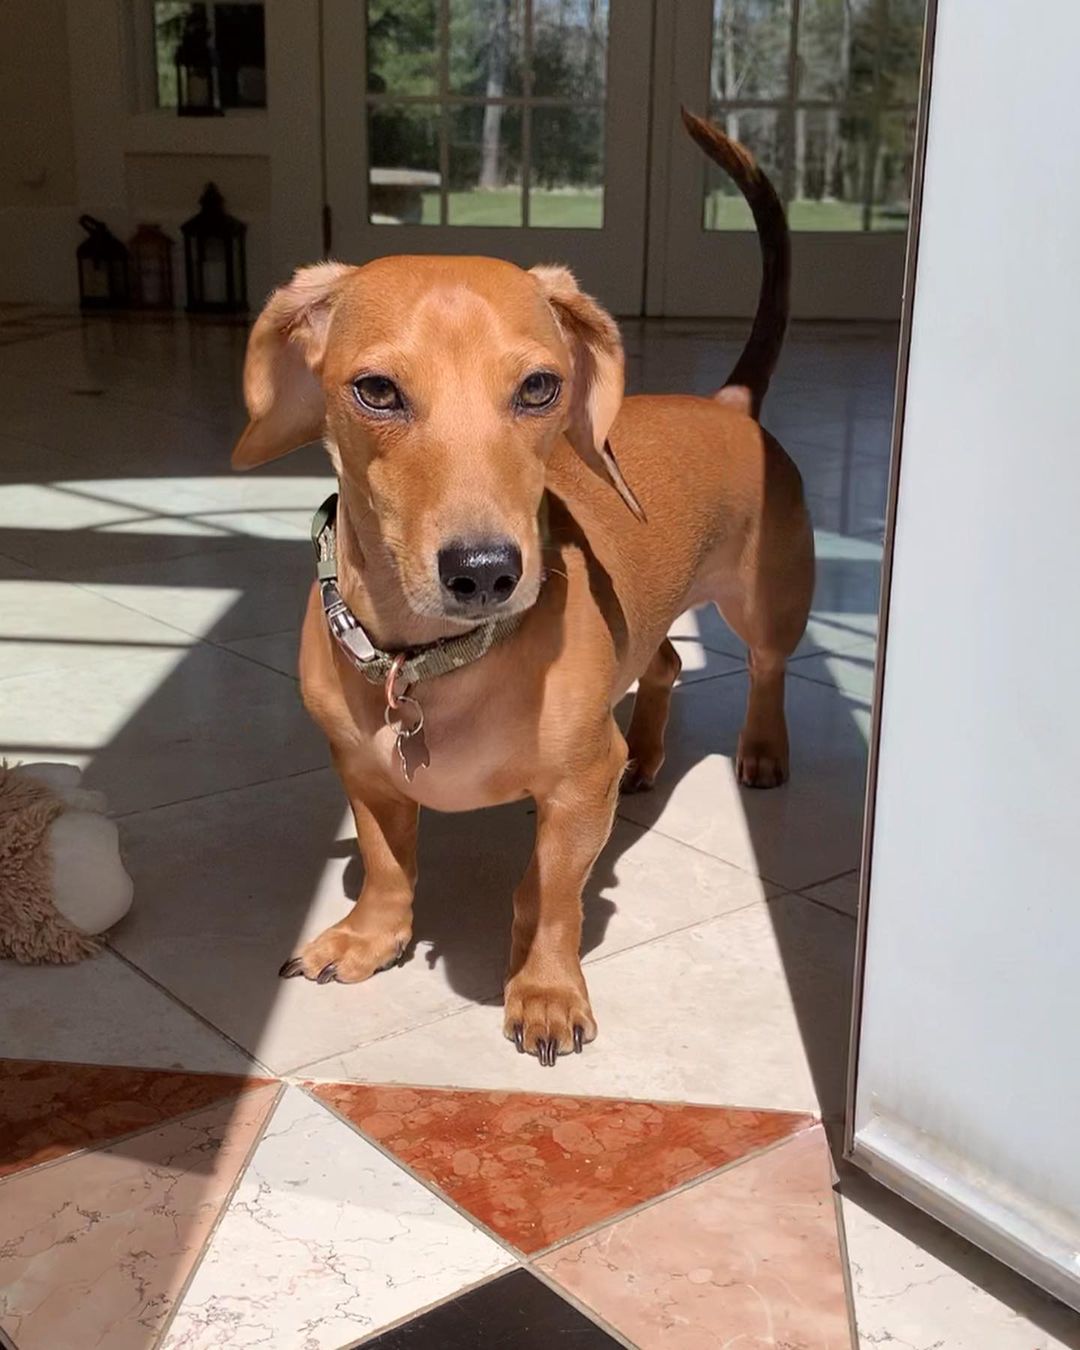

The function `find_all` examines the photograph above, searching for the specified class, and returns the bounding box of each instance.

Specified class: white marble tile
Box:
[0,948,253,1072]
[789,640,878,701]
[0,576,193,682]
[221,628,300,679]
[0,643,326,814]
[841,1169,1080,1349]
[802,871,860,918]
[111,770,773,1074]
[617,670,870,891]
[78,541,315,642]
[161,1086,512,1349]
[308,894,855,1116]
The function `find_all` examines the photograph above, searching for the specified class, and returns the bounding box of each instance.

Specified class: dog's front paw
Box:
[279,923,410,985]
[503,972,597,1066]
[736,734,789,789]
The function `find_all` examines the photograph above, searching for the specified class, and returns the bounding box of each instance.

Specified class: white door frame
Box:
[321,0,654,316]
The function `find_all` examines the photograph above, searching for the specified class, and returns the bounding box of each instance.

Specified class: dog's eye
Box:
[352,375,403,412]
[517,371,561,410]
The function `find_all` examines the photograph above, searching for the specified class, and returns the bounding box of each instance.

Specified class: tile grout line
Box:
[286,891,770,1080]
[831,1180,863,1349]
[295,1087,643,1350]
[515,1267,641,1350]
[152,1082,286,1349]
[295,1081,529,1262]
[104,943,278,1078]
[336,1269,528,1350]
[0,1082,274,1188]
[110,761,329,821]
[525,1121,820,1263]
[300,1079,818,1262]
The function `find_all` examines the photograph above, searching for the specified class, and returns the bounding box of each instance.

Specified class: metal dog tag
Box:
[384,695,429,781]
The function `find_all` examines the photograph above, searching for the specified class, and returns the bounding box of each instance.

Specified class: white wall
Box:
[853,0,1080,1309]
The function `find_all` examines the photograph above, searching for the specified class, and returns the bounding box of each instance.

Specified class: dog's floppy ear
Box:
[530,265,644,520]
[232,261,352,470]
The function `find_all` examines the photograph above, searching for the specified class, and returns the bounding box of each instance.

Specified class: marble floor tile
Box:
[540,1125,851,1349]
[112,770,772,1074]
[79,539,316,643]
[0,1084,278,1350]
[221,627,299,678]
[161,1086,512,1350]
[0,1059,271,1180]
[0,642,326,814]
[306,895,855,1116]
[0,574,193,682]
[789,640,878,701]
[359,1269,625,1349]
[802,871,860,918]
[617,670,870,891]
[840,1169,1080,1350]
[311,1082,812,1253]
[0,951,253,1073]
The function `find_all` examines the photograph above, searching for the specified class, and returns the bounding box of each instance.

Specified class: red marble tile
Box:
[311,1082,812,1253]
[539,1125,852,1349]
[0,1058,274,1179]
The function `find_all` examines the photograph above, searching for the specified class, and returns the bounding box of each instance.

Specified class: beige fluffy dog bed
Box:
[0,762,133,963]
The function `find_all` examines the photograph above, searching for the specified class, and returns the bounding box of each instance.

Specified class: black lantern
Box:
[175,9,222,117]
[129,223,175,309]
[76,215,130,310]
[182,183,247,314]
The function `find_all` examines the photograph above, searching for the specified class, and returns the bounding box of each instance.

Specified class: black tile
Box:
[357,1269,626,1348]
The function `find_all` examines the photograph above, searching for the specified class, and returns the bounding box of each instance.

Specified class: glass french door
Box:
[648,0,927,318]
[321,0,653,315]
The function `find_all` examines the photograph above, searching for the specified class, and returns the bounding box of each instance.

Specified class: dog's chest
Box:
[368,679,530,812]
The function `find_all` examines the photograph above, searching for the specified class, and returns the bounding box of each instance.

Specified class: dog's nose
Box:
[438,539,522,608]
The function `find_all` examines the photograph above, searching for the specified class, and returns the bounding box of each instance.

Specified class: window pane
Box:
[154,1,203,108]
[532,0,609,99]
[878,0,925,106]
[703,108,782,230]
[710,0,792,103]
[789,106,872,229]
[530,106,603,228]
[368,106,442,225]
[871,109,916,230]
[215,3,266,108]
[796,0,874,101]
[449,0,525,97]
[367,0,438,95]
[797,0,924,103]
[447,104,523,224]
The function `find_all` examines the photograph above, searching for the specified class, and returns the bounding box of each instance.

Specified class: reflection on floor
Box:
[1,311,1077,1348]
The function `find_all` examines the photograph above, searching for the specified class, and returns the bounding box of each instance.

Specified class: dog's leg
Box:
[717,524,813,788]
[504,722,626,1063]
[623,637,682,793]
[281,759,418,984]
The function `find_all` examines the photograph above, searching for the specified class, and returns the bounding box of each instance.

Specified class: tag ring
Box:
[385,653,408,709]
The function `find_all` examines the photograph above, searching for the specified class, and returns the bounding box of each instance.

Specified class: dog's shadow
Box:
[339,793,624,1007]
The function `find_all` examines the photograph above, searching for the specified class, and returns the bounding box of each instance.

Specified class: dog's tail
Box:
[681,108,790,421]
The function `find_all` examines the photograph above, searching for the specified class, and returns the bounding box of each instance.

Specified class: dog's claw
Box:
[540,1036,559,1067]
[316,962,338,985]
[513,1023,525,1053]
[573,1025,584,1054]
[279,957,303,979]
[375,942,407,974]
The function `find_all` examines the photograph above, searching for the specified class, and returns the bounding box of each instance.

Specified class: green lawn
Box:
[407,187,907,232]
[419,188,603,227]
[705,192,909,232]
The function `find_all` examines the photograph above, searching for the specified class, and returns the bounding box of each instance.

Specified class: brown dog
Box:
[232,112,813,1064]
